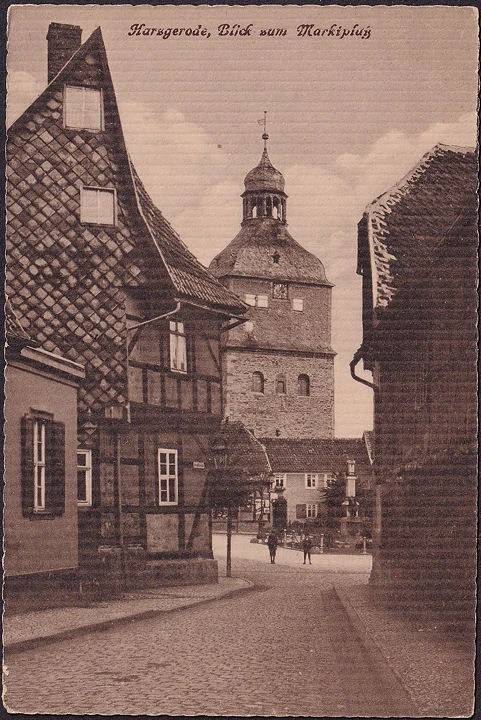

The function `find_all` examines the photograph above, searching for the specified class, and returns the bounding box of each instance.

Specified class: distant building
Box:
[5,23,246,589]
[353,144,478,626]
[209,135,335,438]
[261,436,373,526]
[4,301,84,597]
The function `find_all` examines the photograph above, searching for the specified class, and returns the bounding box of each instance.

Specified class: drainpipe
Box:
[350,346,378,392]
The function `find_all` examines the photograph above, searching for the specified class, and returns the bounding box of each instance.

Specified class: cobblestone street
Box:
[4,539,402,716]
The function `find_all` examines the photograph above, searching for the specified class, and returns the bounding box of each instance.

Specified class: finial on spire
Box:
[261,110,269,150]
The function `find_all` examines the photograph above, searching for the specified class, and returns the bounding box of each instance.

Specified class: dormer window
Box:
[81,187,115,225]
[65,86,103,130]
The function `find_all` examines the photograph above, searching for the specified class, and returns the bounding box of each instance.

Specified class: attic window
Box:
[292,298,304,312]
[272,252,280,264]
[81,187,115,225]
[65,86,103,131]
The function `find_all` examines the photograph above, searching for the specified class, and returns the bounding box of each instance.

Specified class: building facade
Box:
[261,436,373,525]
[209,138,335,439]
[353,144,478,626]
[4,302,84,592]
[6,23,246,587]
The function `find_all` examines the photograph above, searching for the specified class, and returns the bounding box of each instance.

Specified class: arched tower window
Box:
[276,374,286,395]
[266,196,272,217]
[298,374,310,396]
[273,197,280,219]
[252,372,264,393]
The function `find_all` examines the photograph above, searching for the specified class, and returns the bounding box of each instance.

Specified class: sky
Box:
[6,4,478,436]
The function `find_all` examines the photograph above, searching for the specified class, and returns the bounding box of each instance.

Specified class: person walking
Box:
[302,534,312,564]
[267,532,278,564]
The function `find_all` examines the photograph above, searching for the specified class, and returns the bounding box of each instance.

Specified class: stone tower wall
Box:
[222,349,334,438]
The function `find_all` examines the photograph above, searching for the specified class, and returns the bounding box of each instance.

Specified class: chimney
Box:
[46,23,82,83]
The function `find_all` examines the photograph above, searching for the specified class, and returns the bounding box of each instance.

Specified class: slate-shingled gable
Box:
[361,144,477,311]
[6,26,244,413]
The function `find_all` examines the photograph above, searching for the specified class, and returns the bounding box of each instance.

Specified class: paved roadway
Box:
[4,536,400,716]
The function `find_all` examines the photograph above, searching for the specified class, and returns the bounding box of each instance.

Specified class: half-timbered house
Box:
[6,23,246,588]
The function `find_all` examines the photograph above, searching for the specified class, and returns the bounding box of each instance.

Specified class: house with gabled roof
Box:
[6,22,247,589]
[260,436,373,526]
[352,144,478,626]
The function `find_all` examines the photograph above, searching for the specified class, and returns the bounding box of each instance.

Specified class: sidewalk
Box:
[3,577,252,654]
[334,583,476,717]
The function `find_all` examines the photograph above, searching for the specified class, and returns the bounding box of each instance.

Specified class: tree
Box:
[208,420,271,576]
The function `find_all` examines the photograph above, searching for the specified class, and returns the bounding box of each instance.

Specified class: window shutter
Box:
[21,416,35,516]
[296,503,307,520]
[45,421,66,515]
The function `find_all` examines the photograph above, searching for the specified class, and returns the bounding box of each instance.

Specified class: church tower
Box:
[209,128,335,438]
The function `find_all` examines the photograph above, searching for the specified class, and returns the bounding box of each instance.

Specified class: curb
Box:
[333,585,421,718]
[4,579,255,655]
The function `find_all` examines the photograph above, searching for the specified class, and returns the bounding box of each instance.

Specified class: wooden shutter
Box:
[296,503,307,520]
[21,416,35,516]
[45,421,66,515]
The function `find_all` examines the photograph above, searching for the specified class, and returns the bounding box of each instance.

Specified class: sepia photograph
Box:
[3,3,478,716]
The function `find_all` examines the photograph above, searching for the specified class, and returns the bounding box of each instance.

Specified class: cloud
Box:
[118,101,232,223]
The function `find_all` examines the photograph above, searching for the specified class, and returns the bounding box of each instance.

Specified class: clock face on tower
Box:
[272,282,288,300]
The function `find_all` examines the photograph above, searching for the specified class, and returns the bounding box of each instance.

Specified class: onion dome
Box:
[244,148,285,193]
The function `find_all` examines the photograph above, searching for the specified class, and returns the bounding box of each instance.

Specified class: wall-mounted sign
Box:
[193,461,205,469]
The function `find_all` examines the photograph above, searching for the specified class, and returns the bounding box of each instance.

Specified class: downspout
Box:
[350,345,378,392]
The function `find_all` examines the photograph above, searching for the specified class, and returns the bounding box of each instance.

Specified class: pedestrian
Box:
[302,534,312,564]
[267,531,278,564]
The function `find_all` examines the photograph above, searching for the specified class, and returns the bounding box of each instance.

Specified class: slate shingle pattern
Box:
[6,26,244,413]
[364,144,477,309]
[210,219,331,285]
[131,165,246,313]
[260,437,372,477]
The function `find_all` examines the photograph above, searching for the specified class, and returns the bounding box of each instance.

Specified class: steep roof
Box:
[6,26,245,411]
[209,219,331,285]
[129,165,246,313]
[360,144,478,311]
[8,26,245,318]
[260,437,372,476]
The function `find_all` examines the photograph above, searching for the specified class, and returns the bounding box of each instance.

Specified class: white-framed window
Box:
[77,449,92,506]
[292,298,304,311]
[81,187,115,225]
[158,449,178,505]
[169,321,187,373]
[306,503,318,518]
[274,473,286,490]
[65,86,103,130]
[306,473,318,488]
[33,420,46,511]
[244,294,269,308]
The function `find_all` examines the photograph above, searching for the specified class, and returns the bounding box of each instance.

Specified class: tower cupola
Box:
[242,120,287,224]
